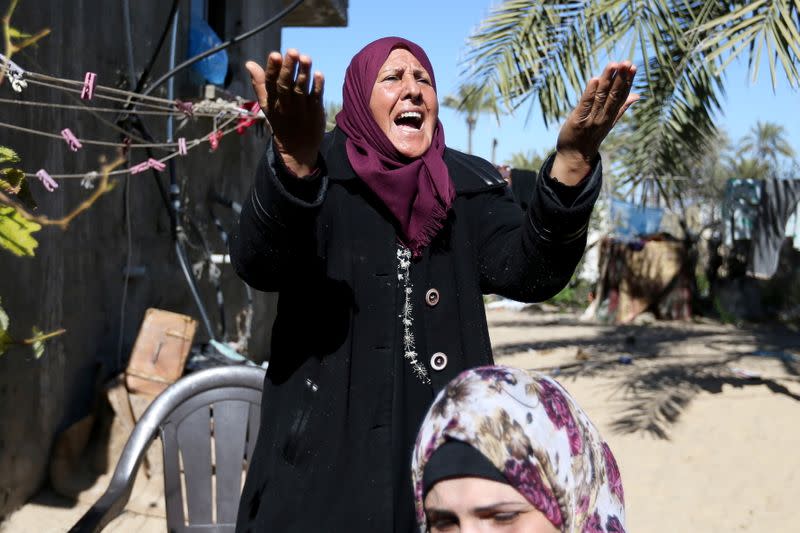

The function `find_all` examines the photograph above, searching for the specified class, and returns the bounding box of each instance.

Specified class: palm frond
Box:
[464,0,597,125]
[692,0,800,89]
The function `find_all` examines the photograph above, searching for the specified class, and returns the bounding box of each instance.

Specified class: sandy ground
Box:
[3,306,799,532]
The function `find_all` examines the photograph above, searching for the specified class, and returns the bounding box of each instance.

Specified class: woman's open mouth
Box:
[394,111,424,131]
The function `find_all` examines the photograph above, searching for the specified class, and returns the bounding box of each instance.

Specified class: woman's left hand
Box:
[551,62,639,185]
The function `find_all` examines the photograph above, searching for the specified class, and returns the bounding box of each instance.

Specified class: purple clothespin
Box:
[60,128,82,151]
[129,160,150,175]
[80,72,97,100]
[174,99,194,117]
[147,158,165,171]
[35,169,59,192]
[178,137,187,156]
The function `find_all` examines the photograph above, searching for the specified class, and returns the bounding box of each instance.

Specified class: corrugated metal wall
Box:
[0,0,290,517]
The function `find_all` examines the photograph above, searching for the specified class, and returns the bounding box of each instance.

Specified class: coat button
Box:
[430,352,448,371]
[425,288,440,307]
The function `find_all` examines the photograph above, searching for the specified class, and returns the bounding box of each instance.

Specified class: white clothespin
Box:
[81,171,98,189]
[1,54,27,92]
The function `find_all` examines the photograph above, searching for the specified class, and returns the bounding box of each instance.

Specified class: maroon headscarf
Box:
[335,37,454,257]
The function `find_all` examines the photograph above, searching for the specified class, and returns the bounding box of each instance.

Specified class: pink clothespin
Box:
[35,169,59,192]
[60,128,82,151]
[209,130,222,151]
[178,137,187,156]
[174,99,194,117]
[129,160,150,174]
[80,72,97,100]
[236,101,261,135]
[147,158,166,171]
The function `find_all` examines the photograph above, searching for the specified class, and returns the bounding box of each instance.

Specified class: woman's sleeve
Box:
[228,136,328,292]
[474,152,601,301]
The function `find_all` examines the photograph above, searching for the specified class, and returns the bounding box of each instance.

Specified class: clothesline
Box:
[20,117,242,180]
[25,70,194,108]
[1,54,265,180]
[0,96,254,118]
[11,65,259,117]
[0,109,241,150]
[21,77,187,113]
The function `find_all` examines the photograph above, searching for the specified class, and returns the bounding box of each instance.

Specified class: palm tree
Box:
[506,150,544,171]
[442,84,500,155]
[325,101,342,132]
[738,121,795,176]
[464,1,800,201]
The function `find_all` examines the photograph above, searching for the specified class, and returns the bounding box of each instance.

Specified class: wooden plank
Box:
[176,407,213,525]
[212,400,250,524]
[125,309,197,396]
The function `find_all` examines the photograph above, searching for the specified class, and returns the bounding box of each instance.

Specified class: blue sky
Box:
[282,0,800,166]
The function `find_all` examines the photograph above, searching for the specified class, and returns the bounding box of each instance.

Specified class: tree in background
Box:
[505,149,544,171]
[738,121,796,178]
[442,83,500,155]
[463,0,800,203]
[325,101,342,132]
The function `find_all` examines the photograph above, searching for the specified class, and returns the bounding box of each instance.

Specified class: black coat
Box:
[230,128,601,532]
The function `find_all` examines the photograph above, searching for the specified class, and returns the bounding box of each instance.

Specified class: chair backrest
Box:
[160,367,264,532]
[70,366,265,533]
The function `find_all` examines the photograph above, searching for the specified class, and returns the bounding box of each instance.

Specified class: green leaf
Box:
[0,168,37,210]
[6,26,32,40]
[0,167,25,192]
[0,205,41,257]
[30,326,44,359]
[0,146,21,165]
[0,299,10,357]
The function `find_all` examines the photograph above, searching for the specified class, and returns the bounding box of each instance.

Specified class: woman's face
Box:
[369,48,438,158]
[424,477,559,533]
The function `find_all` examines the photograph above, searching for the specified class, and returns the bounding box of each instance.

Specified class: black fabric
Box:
[422,440,508,498]
[510,159,593,212]
[511,168,537,211]
[393,261,435,533]
[229,128,601,533]
[747,178,800,279]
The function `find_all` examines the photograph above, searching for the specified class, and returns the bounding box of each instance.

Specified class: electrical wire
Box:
[141,0,306,98]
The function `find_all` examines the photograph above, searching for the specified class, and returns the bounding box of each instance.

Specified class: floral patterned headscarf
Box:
[411,365,626,532]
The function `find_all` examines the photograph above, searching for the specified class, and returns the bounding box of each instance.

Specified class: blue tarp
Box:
[188,15,228,85]
[610,198,664,238]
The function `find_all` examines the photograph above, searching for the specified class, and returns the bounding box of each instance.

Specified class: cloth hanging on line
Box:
[609,198,664,239]
[747,178,800,279]
[722,178,761,245]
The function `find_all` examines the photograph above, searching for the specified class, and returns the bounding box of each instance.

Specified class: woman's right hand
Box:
[246,49,325,177]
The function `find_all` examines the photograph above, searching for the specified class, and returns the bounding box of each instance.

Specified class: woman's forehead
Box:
[379,48,428,72]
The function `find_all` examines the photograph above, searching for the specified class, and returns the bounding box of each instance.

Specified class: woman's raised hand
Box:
[551,61,639,185]
[246,49,325,177]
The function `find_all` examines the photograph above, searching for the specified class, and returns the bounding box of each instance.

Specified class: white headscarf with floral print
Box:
[412,365,626,533]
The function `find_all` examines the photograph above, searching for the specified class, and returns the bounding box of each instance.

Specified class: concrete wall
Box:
[0,0,346,519]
